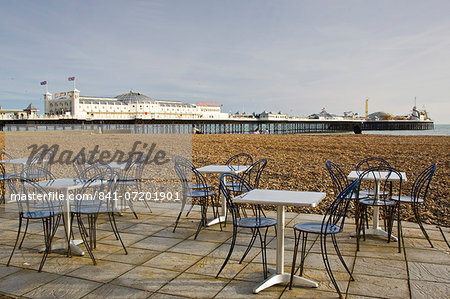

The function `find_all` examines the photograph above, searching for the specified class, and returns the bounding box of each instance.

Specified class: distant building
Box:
[44,89,229,120]
[0,103,39,119]
[258,111,288,121]
[308,108,340,119]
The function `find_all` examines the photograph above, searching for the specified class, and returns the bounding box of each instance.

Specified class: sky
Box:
[1,0,449,123]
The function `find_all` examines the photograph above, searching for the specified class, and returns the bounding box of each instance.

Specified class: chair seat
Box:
[227,185,251,193]
[190,183,211,189]
[391,196,424,204]
[237,217,277,228]
[358,189,389,198]
[23,209,63,219]
[72,205,110,214]
[186,190,215,198]
[359,198,397,206]
[293,222,340,234]
[118,177,139,185]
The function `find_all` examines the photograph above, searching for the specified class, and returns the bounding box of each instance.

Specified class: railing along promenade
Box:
[0,118,434,134]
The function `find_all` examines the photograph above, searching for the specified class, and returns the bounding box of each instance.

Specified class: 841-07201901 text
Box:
[105,191,180,202]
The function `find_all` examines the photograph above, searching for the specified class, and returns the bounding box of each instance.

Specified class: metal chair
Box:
[216,173,277,279]
[173,157,217,238]
[16,166,59,248]
[289,179,360,298]
[355,166,402,252]
[6,176,63,272]
[72,166,127,264]
[115,157,150,218]
[393,163,437,248]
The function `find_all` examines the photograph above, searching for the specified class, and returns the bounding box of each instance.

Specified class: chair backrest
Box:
[7,176,58,217]
[411,163,437,205]
[174,156,193,192]
[0,151,18,173]
[21,165,56,182]
[355,157,391,174]
[322,179,360,233]
[30,146,57,172]
[226,153,253,171]
[325,160,349,196]
[357,165,403,202]
[74,165,118,214]
[244,158,268,189]
[219,173,256,224]
[122,155,147,181]
[73,153,90,179]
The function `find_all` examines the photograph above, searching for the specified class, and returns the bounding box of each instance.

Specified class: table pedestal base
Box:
[350,228,398,241]
[206,216,226,226]
[39,240,85,256]
[253,273,318,293]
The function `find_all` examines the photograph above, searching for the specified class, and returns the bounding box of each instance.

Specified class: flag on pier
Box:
[68,77,75,81]
[40,81,47,85]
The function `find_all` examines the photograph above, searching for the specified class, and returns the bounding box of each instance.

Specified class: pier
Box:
[0,119,434,134]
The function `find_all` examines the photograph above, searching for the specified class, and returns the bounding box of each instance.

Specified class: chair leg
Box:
[194,198,207,240]
[321,234,343,299]
[257,228,269,279]
[7,217,23,267]
[77,214,97,265]
[289,229,301,290]
[107,212,119,240]
[332,234,354,280]
[39,217,51,272]
[216,226,237,278]
[239,228,258,264]
[414,205,433,248]
[299,232,308,276]
[397,207,402,253]
[18,218,29,249]
[110,212,128,254]
[173,211,183,233]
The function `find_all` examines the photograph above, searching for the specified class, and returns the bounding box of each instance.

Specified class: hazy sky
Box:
[1,0,449,123]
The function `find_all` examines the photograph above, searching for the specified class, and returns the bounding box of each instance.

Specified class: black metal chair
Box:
[216,173,277,279]
[355,166,402,252]
[173,156,217,238]
[16,166,60,249]
[393,163,437,248]
[289,179,360,298]
[72,166,127,264]
[115,157,150,218]
[6,176,63,272]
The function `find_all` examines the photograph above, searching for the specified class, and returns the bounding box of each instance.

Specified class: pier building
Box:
[44,89,229,120]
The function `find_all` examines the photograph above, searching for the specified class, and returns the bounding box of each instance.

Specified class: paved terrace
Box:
[0,203,448,299]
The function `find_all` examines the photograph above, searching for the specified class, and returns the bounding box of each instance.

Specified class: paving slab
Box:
[84,284,151,299]
[143,251,202,272]
[23,275,101,299]
[67,260,135,283]
[158,272,229,298]
[409,280,450,299]
[0,269,58,296]
[112,266,179,292]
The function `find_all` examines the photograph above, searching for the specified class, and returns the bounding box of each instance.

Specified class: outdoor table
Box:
[36,178,102,256]
[348,170,406,241]
[233,189,326,293]
[196,164,249,226]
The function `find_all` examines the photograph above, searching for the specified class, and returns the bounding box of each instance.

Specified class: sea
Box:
[360,124,450,136]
